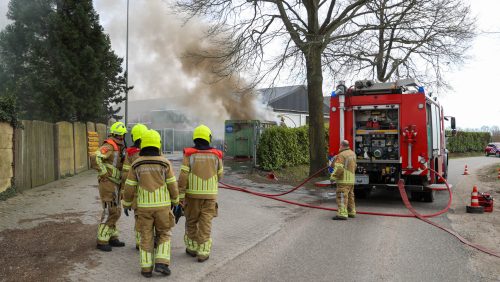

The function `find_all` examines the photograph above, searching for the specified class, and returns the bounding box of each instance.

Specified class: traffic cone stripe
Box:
[470,186,480,207]
[463,165,469,175]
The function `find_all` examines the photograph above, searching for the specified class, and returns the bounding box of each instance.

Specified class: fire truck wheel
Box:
[422,190,435,203]
[410,192,423,202]
[354,189,371,199]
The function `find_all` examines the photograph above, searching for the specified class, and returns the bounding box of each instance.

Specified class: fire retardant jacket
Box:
[121,147,141,209]
[178,148,223,200]
[122,156,179,209]
[331,148,357,185]
[95,138,124,185]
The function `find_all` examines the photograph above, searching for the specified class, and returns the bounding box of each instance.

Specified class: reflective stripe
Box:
[140,249,153,268]
[186,174,218,195]
[184,235,198,252]
[125,179,138,186]
[197,238,212,257]
[180,165,190,172]
[217,168,223,174]
[171,196,179,205]
[166,176,176,184]
[333,163,355,185]
[110,228,119,238]
[122,164,131,171]
[155,241,171,261]
[135,231,141,246]
[179,193,185,199]
[122,200,132,207]
[95,152,108,175]
[137,185,171,208]
[97,224,111,242]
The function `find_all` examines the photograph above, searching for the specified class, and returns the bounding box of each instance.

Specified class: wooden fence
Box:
[9,120,106,192]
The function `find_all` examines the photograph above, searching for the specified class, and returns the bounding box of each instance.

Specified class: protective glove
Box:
[172,205,183,224]
[329,173,336,183]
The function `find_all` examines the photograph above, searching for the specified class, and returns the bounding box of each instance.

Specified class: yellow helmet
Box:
[193,124,212,143]
[131,123,148,142]
[110,121,127,136]
[141,129,161,149]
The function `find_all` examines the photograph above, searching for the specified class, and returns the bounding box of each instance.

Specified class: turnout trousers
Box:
[183,197,218,259]
[137,207,174,272]
[97,178,122,245]
[336,184,356,218]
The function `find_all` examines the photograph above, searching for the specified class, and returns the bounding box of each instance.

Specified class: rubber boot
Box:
[348,214,356,218]
[332,215,348,220]
[96,244,112,252]
[154,263,171,276]
[109,238,125,247]
[141,271,152,278]
[197,256,209,263]
[135,244,139,251]
[186,248,197,257]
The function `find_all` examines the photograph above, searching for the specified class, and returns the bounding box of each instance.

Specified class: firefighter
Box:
[122,129,179,278]
[179,124,223,262]
[330,140,357,220]
[95,121,127,251]
[121,123,148,250]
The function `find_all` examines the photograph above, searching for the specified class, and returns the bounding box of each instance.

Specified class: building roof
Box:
[258,85,330,114]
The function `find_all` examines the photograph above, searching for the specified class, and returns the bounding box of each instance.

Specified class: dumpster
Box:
[224,120,276,159]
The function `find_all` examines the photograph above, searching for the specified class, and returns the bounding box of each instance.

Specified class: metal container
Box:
[224,120,276,159]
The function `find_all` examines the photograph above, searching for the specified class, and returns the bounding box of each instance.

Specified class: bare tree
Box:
[175,0,475,174]
[325,0,475,90]
[176,0,373,175]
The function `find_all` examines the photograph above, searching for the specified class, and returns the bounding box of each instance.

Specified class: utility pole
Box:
[124,0,129,125]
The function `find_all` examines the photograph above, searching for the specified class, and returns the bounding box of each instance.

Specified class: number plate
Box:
[355,174,369,185]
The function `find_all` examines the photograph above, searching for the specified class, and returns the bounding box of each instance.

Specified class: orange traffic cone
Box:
[463,164,470,175]
[466,185,484,213]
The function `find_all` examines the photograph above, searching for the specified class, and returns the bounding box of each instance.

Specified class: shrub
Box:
[446,131,491,153]
[0,95,19,127]
[257,125,330,170]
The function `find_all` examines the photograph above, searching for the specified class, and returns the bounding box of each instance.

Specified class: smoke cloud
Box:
[93,0,274,134]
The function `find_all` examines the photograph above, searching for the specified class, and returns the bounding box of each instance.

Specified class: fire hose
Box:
[219,167,500,258]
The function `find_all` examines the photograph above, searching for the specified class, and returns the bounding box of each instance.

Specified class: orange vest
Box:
[104,138,119,151]
[183,147,223,159]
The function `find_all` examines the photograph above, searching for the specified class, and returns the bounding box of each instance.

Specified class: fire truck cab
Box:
[329,79,456,202]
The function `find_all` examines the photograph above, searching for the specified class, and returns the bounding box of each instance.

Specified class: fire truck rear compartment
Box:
[352,106,433,201]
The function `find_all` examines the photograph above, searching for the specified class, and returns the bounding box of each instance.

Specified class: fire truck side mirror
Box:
[450,117,456,130]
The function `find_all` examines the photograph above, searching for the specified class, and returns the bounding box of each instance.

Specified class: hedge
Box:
[446,131,491,153]
[0,95,19,128]
[257,125,330,170]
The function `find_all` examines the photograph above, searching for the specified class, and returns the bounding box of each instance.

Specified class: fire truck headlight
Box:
[418,103,424,109]
[331,107,337,112]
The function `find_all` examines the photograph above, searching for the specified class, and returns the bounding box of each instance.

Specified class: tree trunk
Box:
[305,47,326,176]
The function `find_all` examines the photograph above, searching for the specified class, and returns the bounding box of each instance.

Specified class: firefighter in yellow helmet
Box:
[330,140,357,220]
[95,121,127,251]
[179,125,223,262]
[123,129,179,278]
[121,123,148,250]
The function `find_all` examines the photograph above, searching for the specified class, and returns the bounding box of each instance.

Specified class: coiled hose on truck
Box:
[219,167,500,258]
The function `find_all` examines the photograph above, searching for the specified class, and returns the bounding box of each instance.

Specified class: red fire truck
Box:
[329,79,456,202]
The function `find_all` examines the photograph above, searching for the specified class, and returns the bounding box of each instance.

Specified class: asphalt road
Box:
[1,156,498,281]
[204,156,500,282]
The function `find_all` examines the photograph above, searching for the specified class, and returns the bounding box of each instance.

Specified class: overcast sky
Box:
[0,0,499,130]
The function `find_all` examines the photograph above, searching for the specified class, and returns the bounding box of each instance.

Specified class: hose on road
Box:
[219,167,500,258]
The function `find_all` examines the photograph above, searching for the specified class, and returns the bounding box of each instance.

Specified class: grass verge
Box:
[449,152,484,159]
